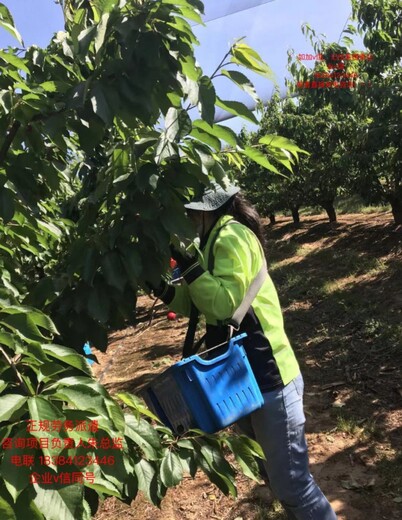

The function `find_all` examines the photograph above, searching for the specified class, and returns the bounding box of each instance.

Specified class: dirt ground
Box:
[93,213,402,520]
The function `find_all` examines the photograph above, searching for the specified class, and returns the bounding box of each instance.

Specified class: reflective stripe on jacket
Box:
[166,214,300,390]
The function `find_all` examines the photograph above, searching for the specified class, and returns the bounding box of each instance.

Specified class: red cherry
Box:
[167,311,177,321]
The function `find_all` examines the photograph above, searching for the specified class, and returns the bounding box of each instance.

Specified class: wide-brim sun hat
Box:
[184,181,240,212]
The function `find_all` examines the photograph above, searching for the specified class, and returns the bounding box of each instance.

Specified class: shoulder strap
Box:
[209,219,268,333]
[182,304,199,359]
[228,259,267,331]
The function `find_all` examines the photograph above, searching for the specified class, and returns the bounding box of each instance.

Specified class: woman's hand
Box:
[169,245,196,272]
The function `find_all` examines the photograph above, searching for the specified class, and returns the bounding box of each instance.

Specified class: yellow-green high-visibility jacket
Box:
[160,215,300,391]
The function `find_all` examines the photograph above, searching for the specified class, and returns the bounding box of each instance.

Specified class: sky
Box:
[0,0,363,132]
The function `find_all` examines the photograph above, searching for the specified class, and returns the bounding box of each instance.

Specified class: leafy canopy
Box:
[0,1,299,518]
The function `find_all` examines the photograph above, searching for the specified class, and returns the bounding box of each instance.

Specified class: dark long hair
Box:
[217,193,267,253]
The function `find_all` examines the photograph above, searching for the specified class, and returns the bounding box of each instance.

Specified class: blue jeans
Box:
[236,373,337,519]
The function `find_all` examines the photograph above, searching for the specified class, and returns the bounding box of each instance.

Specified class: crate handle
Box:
[196,333,247,359]
[195,340,229,358]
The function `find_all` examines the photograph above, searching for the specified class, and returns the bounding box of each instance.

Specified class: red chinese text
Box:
[29,472,95,485]
[26,419,99,433]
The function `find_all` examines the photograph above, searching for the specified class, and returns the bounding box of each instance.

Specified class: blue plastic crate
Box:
[141,334,264,434]
[82,342,94,365]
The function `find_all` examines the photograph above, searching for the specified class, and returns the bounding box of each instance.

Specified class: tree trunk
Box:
[389,194,402,225]
[321,201,337,222]
[269,213,276,225]
[291,206,300,224]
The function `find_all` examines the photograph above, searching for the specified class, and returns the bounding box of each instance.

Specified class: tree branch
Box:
[0,121,21,166]
[0,345,32,396]
[210,52,232,80]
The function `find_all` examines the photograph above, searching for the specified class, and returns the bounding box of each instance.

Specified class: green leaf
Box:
[33,483,84,520]
[120,244,143,281]
[136,162,159,191]
[180,7,203,25]
[0,494,16,520]
[84,480,120,498]
[341,35,354,46]
[104,396,126,432]
[224,436,261,481]
[91,0,118,17]
[1,427,36,501]
[38,362,68,382]
[92,430,128,484]
[0,89,12,113]
[112,146,130,180]
[81,248,100,285]
[193,120,238,147]
[125,414,162,460]
[41,344,91,374]
[82,500,91,520]
[155,133,179,164]
[0,424,13,443]
[198,76,216,125]
[30,310,59,335]
[116,392,160,422]
[48,53,80,79]
[196,441,237,497]
[161,0,202,8]
[2,451,31,502]
[165,107,192,142]
[76,25,96,55]
[46,374,94,388]
[0,4,23,46]
[231,42,275,80]
[167,15,197,44]
[221,69,259,102]
[0,314,46,342]
[259,134,307,156]
[0,331,16,349]
[91,83,112,125]
[134,459,158,504]
[0,50,28,74]
[193,146,215,175]
[0,243,13,257]
[234,434,266,459]
[181,77,199,105]
[177,439,194,450]
[177,446,197,477]
[179,53,200,81]
[242,146,281,175]
[12,487,43,520]
[37,220,63,239]
[0,306,58,335]
[216,98,258,125]
[101,251,126,292]
[189,127,221,151]
[39,81,70,93]
[0,187,15,223]
[0,394,27,422]
[88,283,110,323]
[123,473,138,502]
[160,205,195,236]
[27,396,65,428]
[95,12,110,57]
[52,385,108,416]
[160,450,183,487]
